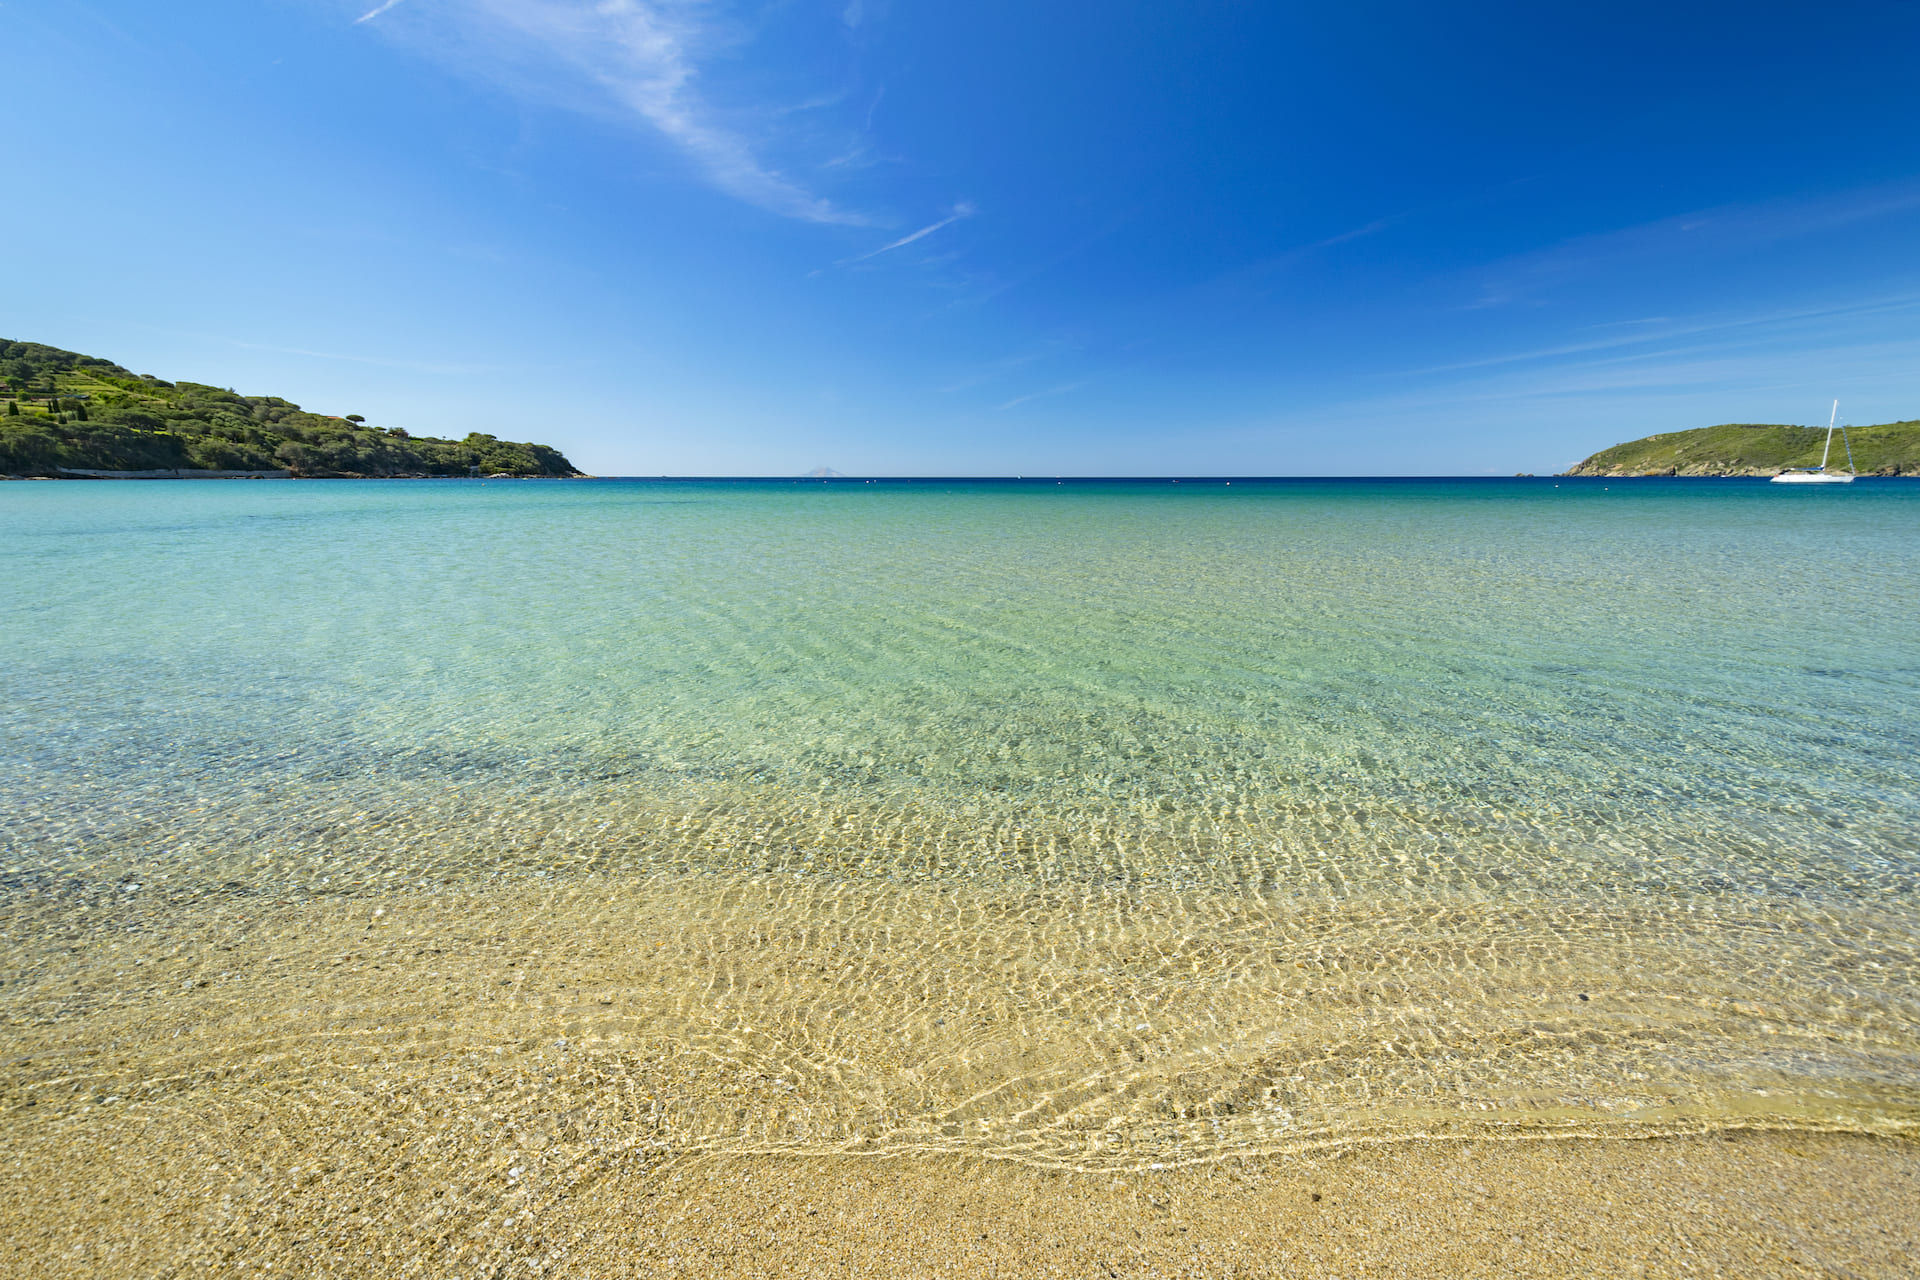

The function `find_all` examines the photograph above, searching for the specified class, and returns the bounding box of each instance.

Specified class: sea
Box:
[2,476,1916,1173]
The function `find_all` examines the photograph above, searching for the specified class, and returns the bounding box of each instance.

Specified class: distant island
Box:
[1566,418,1919,477]
[0,339,581,478]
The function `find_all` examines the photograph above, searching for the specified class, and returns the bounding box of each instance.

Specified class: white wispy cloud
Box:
[835,202,974,267]
[1302,216,1395,253]
[1153,211,1399,321]
[1467,181,1920,308]
[354,0,407,23]
[935,346,1057,395]
[996,381,1084,411]
[1277,296,1920,471]
[1403,293,1920,377]
[346,0,863,224]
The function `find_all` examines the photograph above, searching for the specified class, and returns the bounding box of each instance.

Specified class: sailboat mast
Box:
[1819,400,1837,471]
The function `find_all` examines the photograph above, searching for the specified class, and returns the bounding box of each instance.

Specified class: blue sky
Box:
[7,0,1920,474]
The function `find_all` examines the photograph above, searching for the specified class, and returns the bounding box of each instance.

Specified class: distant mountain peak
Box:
[804,466,845,478]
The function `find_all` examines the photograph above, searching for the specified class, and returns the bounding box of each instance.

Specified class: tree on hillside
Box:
[1,338,582,477]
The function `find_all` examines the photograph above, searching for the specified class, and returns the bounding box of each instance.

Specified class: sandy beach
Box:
[3,1123,1913,1276]
[1,869,1913,1277]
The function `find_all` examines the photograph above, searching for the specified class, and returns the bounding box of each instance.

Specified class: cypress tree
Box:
[6,399,17,416]
[75,401,88,421]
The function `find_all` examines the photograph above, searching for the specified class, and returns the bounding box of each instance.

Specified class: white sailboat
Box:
[1771,401,1856,484]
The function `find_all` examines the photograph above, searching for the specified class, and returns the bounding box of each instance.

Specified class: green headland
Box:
[0,339,581,478]
[1566,418,1920,477]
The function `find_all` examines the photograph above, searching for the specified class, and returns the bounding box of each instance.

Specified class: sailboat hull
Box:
[1771,472,1854,484]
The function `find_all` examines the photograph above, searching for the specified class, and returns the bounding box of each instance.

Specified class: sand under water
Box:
[2,867,1915,1277]
[3,477,1918,1273]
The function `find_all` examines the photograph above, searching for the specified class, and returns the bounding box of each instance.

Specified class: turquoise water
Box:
[3,476,1918,1167]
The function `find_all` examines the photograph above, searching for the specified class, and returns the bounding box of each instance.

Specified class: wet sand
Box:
[559,1135,1920,1278]
[2,869,1915,1276]
[2,1126,1913,1276]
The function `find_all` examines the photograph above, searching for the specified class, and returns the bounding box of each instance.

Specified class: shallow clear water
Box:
[2,476,1917,1170]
